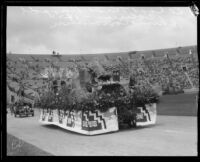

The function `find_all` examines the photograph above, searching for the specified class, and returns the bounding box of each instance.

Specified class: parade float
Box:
[38,60,159,135]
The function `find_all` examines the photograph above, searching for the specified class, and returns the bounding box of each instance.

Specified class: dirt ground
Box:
[7,109,197,156]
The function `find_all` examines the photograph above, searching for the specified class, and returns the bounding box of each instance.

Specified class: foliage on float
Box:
[39,83,159,120]
[39,90,57,110]
[130,85,160,107]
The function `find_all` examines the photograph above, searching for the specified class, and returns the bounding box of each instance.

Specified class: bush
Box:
[39,91,57,110]
[130,85,159,107]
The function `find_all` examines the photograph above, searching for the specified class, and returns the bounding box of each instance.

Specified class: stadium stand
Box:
[7,45,198,97]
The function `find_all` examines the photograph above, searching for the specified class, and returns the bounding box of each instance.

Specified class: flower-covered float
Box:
[38,60,159,135]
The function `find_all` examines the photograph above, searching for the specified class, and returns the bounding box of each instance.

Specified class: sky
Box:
[7,7,197,55]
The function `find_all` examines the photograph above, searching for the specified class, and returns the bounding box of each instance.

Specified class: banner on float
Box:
[39,107,119,135]
[135,103,157,126]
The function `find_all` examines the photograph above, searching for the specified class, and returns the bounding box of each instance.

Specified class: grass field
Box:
[157,93,198,116]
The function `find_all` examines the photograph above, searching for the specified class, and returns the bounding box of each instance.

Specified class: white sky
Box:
[7,7,197,55]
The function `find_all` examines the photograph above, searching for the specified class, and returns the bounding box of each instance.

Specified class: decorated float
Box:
[39,60,159,135]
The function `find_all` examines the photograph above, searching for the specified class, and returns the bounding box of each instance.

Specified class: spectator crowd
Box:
[130,55,197,92]
[100,53,199,93]
[7,52,199,96]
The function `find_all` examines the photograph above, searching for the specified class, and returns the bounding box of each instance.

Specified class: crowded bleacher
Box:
[7,45,199,97]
